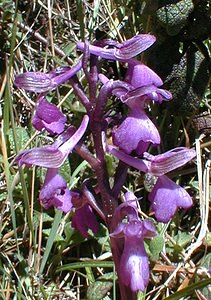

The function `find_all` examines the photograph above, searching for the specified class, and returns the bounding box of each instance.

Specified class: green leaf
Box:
[69,160,89,188]
[39,210,63,274]
[57,260,114,272]
[207,232,211,247]
[156,0,194,35]
[42,229,64,242]
[148,235,164,260]
[87,280,113,300]
[174,232,193,248]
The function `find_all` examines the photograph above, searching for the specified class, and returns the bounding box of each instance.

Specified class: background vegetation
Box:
[0,0,210,299]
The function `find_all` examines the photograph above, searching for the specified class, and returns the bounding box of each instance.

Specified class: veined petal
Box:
[120,85,157,103]
[77,34,156,61]
[77,42,117,60]
[14,61,82,93]
[15,147,65,168]
[14,72,55,93]
[15,115,89,168]
[149,175,193,223]
[53,126,77,148]
[144,147,196,176]
[114,34,156,60]
[121,85,172,104]
[150,88,172,103]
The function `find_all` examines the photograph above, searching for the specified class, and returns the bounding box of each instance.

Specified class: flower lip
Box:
[111,213,156,292]
[39,168,73,213]
[149,175,193,223]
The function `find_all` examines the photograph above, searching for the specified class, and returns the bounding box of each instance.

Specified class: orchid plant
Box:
[14,34,196,299]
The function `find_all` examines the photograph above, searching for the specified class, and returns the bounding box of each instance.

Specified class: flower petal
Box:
[149,175,193,223]
[144,147,196,176]
[15,115,89,168]
[14,62,82,93]
[14,72,54,93]
[120,243,149,291]
[77,34,156,61]
[125,59,163,87]
[108,146,150,173]
[15,147,64,168]
[59,115,89,156]
[39,168,72,213]
[119,222,151,292]
[32,96,66,134]
[72,203,99,238]
[113,107,160,154]
[114,34,156,60]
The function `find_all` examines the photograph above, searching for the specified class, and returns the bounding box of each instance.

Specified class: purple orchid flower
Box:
[110,193,156,292]
[99,60,171,154]
[109,146,196,223]
[122,58,172,104]
[14,62,82,93]
[39,168,72,213]
[32,95,67,135]
[99,75,161,154]
[72,202,99,238]
[70,191,99,238]
[99,60,172,104]
[77,34,156,60]
[15,115,89,168]
[113,100,160,155]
